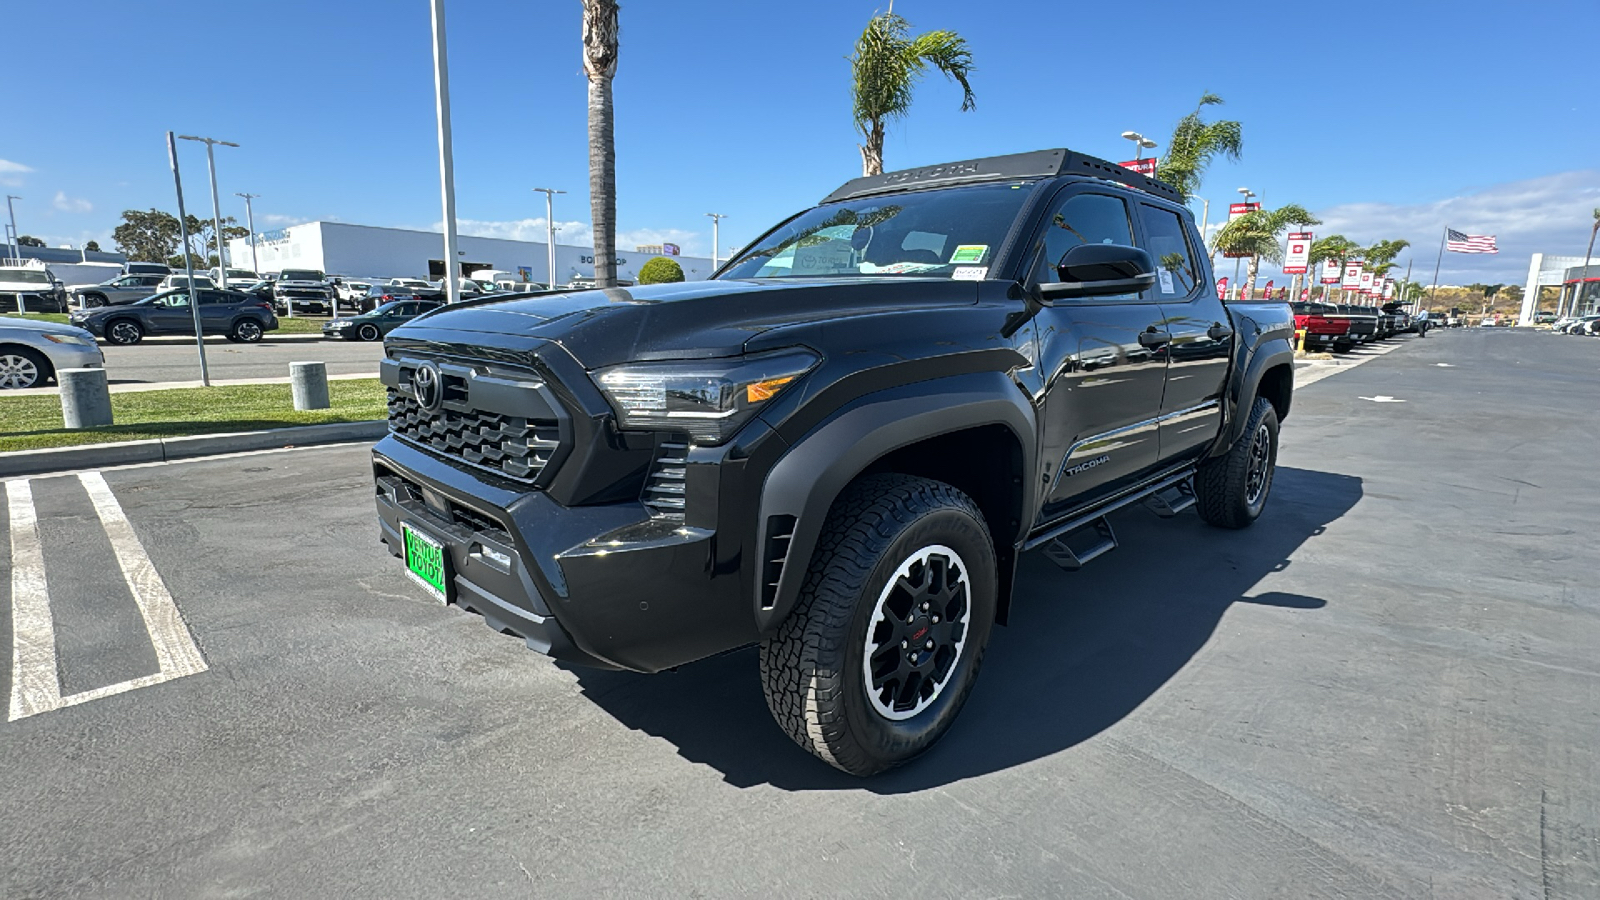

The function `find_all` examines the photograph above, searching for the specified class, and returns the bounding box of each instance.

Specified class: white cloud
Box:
[1309,170,1600,284]
[52,191,92,213]
[0,159,31,187]
[260,213,311,227]
[448,218,709,257]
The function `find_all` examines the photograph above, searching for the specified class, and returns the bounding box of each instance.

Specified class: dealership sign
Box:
[1282,232,1312,274]
[1228,202,1261,222]
[1120,158,1158,177]
[1342,259,1365,290]
[1321,260,1341,284]
[661,242,681,256]
[1359,271,1375,294]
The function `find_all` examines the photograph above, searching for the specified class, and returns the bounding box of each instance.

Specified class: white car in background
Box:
[0,316,104,389]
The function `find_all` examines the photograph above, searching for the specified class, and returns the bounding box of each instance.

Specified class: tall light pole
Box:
[532,187,565,289]
[4,195,20,268]
[166,132,210,386]
[178,135,239,290]
[235,192,261,275]
[429,0,461,305]
[705,213,727,270]
[1119,130,1157,161]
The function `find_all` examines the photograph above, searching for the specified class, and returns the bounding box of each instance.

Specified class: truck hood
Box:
[392,277,979,368]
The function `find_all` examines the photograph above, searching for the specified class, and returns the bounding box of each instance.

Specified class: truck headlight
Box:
[595,349,819,445]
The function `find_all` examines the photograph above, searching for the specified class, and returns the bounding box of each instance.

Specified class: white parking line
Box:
[5,473,208,722]
[8,480,62,720]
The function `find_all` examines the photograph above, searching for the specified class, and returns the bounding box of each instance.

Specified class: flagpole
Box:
[1427,227,1447,311]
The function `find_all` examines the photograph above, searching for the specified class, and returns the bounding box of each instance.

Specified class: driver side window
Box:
[1030,192,1142,302]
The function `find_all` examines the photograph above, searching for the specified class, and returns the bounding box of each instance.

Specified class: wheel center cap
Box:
[908,617,932,644]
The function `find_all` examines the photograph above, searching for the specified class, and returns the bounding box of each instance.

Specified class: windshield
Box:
[0,269,50,284]
[280,270,324,281]
[718,183,1031,281]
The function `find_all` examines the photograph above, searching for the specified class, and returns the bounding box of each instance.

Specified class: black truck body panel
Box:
[372,148,1295,674]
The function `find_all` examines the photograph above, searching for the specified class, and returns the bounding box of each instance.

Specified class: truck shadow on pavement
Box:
[570,466,1362,792]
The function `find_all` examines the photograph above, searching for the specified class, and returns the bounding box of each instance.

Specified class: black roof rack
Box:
[820,148,1183,205]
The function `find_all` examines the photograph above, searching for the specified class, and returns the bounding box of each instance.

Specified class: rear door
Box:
[145,292,195,333]
[197,291,236,333]
[1029,187,1171,524]
[1138,202,1233,462]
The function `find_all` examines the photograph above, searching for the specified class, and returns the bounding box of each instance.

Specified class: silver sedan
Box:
[0,316,105,389]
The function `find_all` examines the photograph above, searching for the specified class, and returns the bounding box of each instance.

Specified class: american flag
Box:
[1446,229,1497,254]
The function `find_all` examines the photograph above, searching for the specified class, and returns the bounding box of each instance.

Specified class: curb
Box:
[126,333,329,344]
[0,420,387,478]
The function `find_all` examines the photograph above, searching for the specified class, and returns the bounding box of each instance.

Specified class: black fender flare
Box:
[1211,336,1294,457]
[753,371,1036,633]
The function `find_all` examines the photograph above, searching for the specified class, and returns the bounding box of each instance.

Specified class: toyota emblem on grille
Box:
[412,363,443,412]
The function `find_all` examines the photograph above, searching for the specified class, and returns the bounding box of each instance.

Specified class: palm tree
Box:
[849,9,975,176]
[582,0,620,287]
[1155,93,1243,203]
[1578,208,1600,315]
[1210,204,1320,300]
[1308,234,1359,301]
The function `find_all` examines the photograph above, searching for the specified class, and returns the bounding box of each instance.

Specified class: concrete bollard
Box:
[60,368,114,428]
[290,361,331,411]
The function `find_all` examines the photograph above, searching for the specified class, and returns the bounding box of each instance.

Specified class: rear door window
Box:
[1138,204,1201,300]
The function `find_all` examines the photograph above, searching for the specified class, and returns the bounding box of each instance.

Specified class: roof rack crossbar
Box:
[821,148,1183,205]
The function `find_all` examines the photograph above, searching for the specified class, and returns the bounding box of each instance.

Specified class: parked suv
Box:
[371,148,1296,775]
[273,268,337,315]
[70,288,279,344]
[71,272,167,308]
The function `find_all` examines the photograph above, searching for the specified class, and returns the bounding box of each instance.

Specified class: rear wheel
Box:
[105,319,143,345]
[357,323,381,342]
[1195,396,1279,529]
[82,293,107,308]
[230,319,264,343]
[0,347,50,389]
[759,474,997,776]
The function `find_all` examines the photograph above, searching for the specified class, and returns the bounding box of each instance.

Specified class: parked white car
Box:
[0,316,104,389]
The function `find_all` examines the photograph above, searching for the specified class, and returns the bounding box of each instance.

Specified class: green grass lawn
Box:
[1,312,70,325]
[0,379,387,452]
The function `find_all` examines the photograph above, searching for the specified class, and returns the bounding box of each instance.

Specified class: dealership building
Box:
[225,221,716,285]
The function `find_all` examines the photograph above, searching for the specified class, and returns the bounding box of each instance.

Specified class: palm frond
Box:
[904,30,976,111]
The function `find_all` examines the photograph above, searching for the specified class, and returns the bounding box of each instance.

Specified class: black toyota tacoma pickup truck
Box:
[372,148,1296,776]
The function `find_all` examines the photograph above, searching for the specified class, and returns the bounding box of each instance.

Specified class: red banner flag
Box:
[1216,277,1228,300]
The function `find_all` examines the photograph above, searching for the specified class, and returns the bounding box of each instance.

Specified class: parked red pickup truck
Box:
[1292,301,1353,352]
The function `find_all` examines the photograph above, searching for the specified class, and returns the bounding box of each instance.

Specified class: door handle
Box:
[1138,327,1171,348]
[1207,322,1234,341]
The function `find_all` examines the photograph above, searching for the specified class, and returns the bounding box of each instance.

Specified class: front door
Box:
[1029,188,1171,524]
[1138,202,1234,461]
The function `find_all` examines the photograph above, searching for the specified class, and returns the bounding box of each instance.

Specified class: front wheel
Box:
[1195,396,1279,529]
[0,347,50,389]
[105,319,143,345]
[357,323,381,342]
[230,319,264,343]
[759,474,997,776]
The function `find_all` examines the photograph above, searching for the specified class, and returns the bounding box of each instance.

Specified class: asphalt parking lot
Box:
[2,328,1597,898]
[99,335,384,385]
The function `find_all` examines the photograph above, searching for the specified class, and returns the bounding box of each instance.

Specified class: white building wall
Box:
[228,222,715,285]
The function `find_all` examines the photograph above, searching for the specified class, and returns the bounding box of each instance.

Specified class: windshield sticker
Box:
[1158,268,1175,294]
[950,245,988,264]
[952,266,988,281]
[858,261,944,274]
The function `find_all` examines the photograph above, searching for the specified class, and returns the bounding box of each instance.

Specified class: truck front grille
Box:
[387,390,561,483]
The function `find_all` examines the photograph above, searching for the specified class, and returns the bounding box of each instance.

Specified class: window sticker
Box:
[952,266,988,281]
[1158,268,1175,294]
[950,244,988,264]
[859,261,944,274]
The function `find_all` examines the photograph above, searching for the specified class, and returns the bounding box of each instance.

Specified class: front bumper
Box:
[322,323,357,339]
[372,435,754,673]
[44,343,104,371]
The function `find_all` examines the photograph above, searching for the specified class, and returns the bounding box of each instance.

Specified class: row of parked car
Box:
[1289,301,1430,352]
[1552,314,1600,335]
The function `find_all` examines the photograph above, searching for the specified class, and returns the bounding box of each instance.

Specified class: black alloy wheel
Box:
[357,323,381,342]
[1195,396,1279,529]
[105,319,143,345]
[230,319,264,343]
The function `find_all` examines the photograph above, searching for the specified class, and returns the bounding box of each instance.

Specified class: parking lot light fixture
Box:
[1121,131,1156,160]
[4,195,19,270]
[178,135,239,290]
[706,213,727,270]
[236,193,261,276]
[166,132,210,386]
[428,0,461,305]
[532,188,565,289]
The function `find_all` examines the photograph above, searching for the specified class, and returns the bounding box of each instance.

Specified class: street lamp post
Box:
[705,213,727,270]
[165,132,210,386]
[235,193,260,275]
[1119,130,1158,161]
[429,0,461,305]
[178,135,239,290]
[532,187,565,289]
[4,195,19,270]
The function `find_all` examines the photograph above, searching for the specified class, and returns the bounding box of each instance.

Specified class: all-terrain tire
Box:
[759,474,997,776]
[1195,396,1279,529]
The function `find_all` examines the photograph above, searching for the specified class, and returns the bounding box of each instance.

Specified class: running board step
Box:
[1144,480,1196,518]
[1040,517,1117,572]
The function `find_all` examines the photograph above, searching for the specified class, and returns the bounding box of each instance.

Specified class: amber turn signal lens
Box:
[746,376,797,404]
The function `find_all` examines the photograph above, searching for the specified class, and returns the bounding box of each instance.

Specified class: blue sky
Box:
[6,0,1598,285]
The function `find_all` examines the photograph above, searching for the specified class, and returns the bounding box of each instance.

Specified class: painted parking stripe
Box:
[79,473,207,680]
[7,480,63,720]
[6,473,208,722]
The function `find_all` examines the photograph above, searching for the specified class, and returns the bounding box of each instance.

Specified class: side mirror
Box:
[1038,244,1157,301]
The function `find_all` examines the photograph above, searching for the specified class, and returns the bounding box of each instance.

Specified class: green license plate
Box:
[402,524,449,603]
